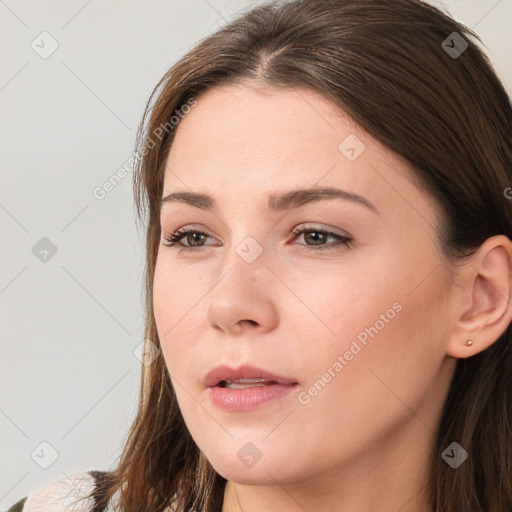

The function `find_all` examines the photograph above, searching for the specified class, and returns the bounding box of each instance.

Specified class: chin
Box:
[200,440,304,485]
[208,457,284,485]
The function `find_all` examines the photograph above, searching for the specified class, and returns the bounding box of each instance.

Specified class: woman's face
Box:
[153,83,458,486]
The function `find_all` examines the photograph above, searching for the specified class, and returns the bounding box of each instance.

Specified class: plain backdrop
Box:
[1,0,511,509]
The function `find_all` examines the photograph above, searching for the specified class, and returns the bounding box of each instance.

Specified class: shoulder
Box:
[5,470,105,512]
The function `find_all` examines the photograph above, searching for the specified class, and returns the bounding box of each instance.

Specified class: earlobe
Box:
[446,235,512,359]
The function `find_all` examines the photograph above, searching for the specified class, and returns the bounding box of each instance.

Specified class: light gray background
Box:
[1,0,511,509]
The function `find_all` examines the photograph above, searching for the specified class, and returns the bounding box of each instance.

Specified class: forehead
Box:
[165,84,396,186]
[168,83,361,162]
[161,83,435,231]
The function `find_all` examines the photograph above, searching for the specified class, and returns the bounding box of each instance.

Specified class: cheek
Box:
[287,268,402,416]
[152,259,207,376]
[292,247,448,387]
[278,252,401,354]
[293,258,450,442]
[152,261,217,447]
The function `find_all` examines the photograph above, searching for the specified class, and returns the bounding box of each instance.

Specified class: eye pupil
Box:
[189,233,205,246]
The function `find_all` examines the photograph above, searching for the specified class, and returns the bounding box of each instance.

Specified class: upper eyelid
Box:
[165,224,352,246]
[166,223,349,238]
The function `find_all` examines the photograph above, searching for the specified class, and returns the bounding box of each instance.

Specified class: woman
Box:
[7,0,512,510]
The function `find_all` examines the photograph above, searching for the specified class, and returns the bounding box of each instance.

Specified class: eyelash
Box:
[162,224,354,253]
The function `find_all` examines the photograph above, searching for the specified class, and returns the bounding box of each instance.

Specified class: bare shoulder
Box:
[6,471,98,512]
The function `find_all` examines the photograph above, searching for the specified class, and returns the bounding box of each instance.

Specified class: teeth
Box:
[225,381,268,389]
[221,378,275,389]
[228,378,268,383]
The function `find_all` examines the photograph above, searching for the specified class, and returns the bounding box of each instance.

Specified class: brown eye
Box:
[291,225,354,252]
[163,229,213,251]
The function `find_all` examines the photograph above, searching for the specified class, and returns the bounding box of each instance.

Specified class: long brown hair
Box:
[81,0,512,510]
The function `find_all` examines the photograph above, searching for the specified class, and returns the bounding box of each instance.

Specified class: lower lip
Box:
[208,383,298,411]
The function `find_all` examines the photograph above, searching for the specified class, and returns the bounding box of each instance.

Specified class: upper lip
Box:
[204,363,298,387]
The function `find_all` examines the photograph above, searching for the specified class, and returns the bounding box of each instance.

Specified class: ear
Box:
[446,235,512,359]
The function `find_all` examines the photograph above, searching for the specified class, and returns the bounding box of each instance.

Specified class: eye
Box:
[290,224,354,252]
[162,224,354,253]
[162,227,215,252]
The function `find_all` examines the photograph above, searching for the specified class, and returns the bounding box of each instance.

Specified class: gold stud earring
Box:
[466,339,473,347]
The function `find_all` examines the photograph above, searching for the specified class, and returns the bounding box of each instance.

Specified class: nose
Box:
[205,250,279,335]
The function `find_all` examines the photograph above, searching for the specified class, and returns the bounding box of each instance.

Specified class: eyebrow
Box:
[160,187,379,215]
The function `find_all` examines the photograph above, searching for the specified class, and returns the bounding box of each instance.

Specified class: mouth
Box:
[204,364,298,411]
[203,363,298,388]
[216,377,282,389]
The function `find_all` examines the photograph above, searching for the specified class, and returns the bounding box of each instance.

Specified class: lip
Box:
[203,363,298,388]
[204,363,299,411]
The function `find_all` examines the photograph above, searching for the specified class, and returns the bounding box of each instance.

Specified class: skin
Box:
[152,82,512,512]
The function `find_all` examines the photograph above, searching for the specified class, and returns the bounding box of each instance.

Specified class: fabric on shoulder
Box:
[6,495,28,512]
[5,471,176,512]
[16,471,97,512]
